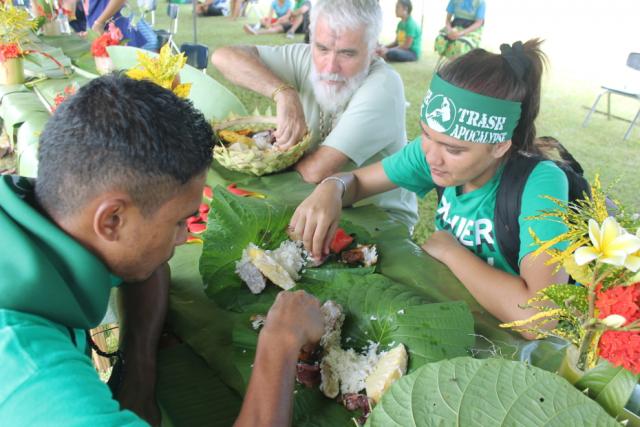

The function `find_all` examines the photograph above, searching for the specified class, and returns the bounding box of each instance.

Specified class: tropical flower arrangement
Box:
[31,0,73,34]
[501,177,640,417]
[0,2,38,53]
[125,44,192,98]
[0,3,38,84]
[90,22,124,58]
[90,22,125,75]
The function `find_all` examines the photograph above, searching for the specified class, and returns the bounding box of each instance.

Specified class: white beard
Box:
[310,62,371,114]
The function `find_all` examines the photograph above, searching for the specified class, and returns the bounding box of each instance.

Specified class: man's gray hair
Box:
[310,0,383,52]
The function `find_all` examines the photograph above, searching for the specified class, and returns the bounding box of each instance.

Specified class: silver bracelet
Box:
[320,176,347,199]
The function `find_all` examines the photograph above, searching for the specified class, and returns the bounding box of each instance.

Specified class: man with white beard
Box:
[211,0,417,226]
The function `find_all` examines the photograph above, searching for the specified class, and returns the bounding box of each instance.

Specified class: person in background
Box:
[212,0,418,227]
[88,0,158,50]
[434,0,485,59]
[291,40,571,328]
[242,0,310,39]
[243,0,291,35]
[376,0,421,62]
[196,0,228,16]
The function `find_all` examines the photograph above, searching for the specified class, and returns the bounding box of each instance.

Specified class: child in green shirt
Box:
[376,0,422,62]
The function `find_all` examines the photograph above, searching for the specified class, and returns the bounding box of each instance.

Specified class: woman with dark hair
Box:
[290,40,570,326]
[435,0,485,59]
[376,0,421,62]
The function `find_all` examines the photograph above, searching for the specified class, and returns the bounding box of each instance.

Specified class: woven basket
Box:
[213,115,312,176]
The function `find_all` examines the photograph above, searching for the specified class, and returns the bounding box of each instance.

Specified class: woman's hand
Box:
[447,30,461,40]
[289,180,343,260]
[422,230,461,263]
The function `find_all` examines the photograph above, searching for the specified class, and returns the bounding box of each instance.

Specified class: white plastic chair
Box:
[583,52,640,140]
[154,4,180,53]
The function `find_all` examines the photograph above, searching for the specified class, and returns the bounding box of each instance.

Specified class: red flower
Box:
[596,282,640,374]
[90,27,123,58]
[598,330,640,375]
[0,43,22,61]
[596,283,640,324]
[51,85,77,112]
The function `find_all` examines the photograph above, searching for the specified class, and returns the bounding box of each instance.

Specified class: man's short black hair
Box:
[36,74,213,217]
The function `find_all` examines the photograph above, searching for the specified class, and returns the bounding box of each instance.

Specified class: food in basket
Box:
[213,115,312,176]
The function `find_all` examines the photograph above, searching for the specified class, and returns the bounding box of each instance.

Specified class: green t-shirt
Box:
[381,138,569,275]
[396,16,422,57]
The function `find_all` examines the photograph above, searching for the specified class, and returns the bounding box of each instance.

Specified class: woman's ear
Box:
[491,140,512,159]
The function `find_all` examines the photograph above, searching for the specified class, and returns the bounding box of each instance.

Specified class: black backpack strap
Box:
[495,153,541,274]
[435,185,444,203]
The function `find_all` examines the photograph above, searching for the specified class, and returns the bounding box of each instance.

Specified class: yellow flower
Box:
[574,217,640,271]
[625,228,640,272]
[0,3,38,45]
[125,45,190,98]
[562,255,592,284]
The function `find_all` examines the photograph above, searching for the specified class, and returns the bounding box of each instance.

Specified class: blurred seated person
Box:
[376,0,421,62]
[229,0,246,19]
[434,0,485,59]
[196,0,228,16]
[243,0,291,34]
[243,0,310,38]
[87,0,158,50]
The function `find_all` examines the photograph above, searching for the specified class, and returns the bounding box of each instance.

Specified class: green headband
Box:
[420,74,522,144]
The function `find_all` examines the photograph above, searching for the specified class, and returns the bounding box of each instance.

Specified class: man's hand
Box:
[273,89,307,151]
[262,290,324,353]
[234,291,323,427]
[289,179,343,260]
[422,230,461,263]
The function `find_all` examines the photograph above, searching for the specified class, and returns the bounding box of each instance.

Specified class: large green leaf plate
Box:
[367,357,619,426]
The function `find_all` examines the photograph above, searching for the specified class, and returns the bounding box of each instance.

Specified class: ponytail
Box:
[438,38,547,156]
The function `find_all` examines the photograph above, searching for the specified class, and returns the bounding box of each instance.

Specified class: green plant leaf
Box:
[200,186,293,303]
[226,273,474,426]
[541,284,588,313]
[200,188,377,309]
[367,357,620,427]
[575,359,640,418]
[297,273,475,368]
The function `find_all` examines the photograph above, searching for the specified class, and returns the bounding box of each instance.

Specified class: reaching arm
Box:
[444,13,453,31]
[210,45,307,149]
[234,291,323,427]
[422,232,567,327]
[290,161,397,259]
[294,146,350,184]
[112,263,170,426]
[91,0,126,33]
